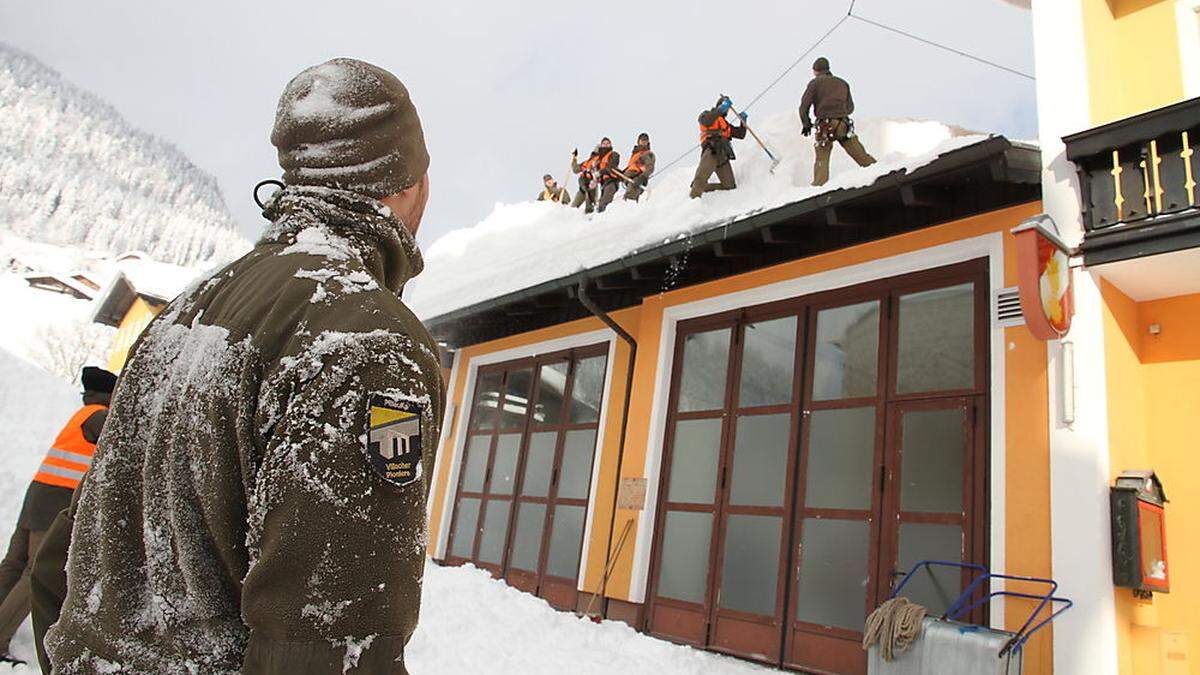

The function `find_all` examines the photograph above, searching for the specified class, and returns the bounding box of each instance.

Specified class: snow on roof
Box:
[404,114,1008,321]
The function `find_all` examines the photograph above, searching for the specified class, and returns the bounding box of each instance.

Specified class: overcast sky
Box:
[0,0,1035,248]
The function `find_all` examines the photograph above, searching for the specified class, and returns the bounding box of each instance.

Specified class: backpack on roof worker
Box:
[690,96,748,199]
[622,133,656,202]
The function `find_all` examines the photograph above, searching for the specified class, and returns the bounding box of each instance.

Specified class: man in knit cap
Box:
[799,56,876,186]
[536,173,570,203]
[37,58,444,675]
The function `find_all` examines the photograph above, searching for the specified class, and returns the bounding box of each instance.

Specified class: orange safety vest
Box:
[33,403,106,490]
[597,150,616,173]
[699,115,732,143]
[624,149,649,174]
[578,154,599,179]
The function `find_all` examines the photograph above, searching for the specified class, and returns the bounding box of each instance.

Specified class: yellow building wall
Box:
[1081,0,1187,125]
[427,202,1058,671]
[1102,284,1200,675]
[105,297,162,373]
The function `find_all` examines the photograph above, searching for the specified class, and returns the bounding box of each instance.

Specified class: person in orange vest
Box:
[622,132,656,202]
[690,96,748,199]
[0,366,113,666]
[536,174,570,204]
[570,145,602,213]
[592,137,622,213]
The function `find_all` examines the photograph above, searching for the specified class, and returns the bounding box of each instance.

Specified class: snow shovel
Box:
[612,168,652,202]
[725,100,782,173]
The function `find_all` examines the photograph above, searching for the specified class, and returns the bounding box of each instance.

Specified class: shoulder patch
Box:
[366,395,423,488]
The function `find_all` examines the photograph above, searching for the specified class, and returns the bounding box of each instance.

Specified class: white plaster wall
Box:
[1030,0,1120,672]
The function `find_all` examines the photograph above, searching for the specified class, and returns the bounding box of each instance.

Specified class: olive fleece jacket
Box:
[42,185,445,674]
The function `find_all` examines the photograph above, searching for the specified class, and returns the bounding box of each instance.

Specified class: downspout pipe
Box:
[576,278,637,617]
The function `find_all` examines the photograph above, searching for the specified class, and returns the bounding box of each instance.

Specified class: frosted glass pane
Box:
[729,414,791,507]
[795,518,870,630]
[900,408,965,513]
[520,431,556,497]
[804,407,876,510]
[533,361,569,425]
[499,368,534,428]
[657,511,713,604]
[719,515,782,616]
[461,435,491,493]
[570,355,608,423]
[558,429,597,500]
[489,433,521,495]
[666,418,722,504]
[813,301,880,401]
[678,328,732,412]
[509,503,546,572]
[477,500,511,565]
[546,505,586,579]
[896,523,964,616]
[470,372,502,431]
[450,497,481,559]
[738,316,797,407]
[897,283,975,393]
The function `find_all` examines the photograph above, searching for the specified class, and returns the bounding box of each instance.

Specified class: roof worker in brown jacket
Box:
[536,173,570,203]
[570,146,601,213]
[622,133,656,202]
[592,137,622,213]
[34,58,444,675]
[799,56,877,186]
[0,367,112,667]
[690,96,748,199]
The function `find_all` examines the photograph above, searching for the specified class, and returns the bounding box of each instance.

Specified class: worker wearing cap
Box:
[622,133,656,202]
[799,56,877,186]
[0,366,113,667]
[536,174,570,204]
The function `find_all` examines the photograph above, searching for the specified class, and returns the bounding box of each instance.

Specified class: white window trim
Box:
[430,327,618,594]
[1179,0,1200,98]
[626,232,1008,629]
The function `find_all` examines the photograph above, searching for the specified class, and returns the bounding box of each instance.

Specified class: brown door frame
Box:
[444,345,610,611]
[645,259,992,673]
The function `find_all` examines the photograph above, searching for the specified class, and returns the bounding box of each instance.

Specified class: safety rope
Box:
[651,0,1033,176]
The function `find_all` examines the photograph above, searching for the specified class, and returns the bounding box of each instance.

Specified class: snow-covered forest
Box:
[0,43,248,268]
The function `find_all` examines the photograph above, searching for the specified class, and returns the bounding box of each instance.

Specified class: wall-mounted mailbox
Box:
[1111,471,1169,594]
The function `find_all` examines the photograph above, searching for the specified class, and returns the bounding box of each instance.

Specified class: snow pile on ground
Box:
[405,114,986,320]
[0,347,78,670]
[0,42,249,267]
[408,562,768,674]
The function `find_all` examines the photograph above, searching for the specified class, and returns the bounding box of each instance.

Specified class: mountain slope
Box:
[0,43,249,267]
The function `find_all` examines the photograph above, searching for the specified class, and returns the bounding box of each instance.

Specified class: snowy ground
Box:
[408,563,770,674]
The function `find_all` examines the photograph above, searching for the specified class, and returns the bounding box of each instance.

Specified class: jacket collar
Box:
[258,185,424,294]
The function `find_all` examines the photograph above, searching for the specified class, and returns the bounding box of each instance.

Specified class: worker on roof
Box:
[571,145,601,213]
[799,56,877,186]
[622,133,656,202]
[593,138,622,213]
[536,173,570,204]
[690,96,749,199]
[0,366,113,668]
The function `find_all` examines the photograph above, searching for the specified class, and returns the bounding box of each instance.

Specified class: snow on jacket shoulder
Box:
[44,186,445,675]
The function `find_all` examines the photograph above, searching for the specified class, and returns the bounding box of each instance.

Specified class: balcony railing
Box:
[1064,97,1200,265]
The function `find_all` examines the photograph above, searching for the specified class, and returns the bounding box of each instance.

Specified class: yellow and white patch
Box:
[366,396,423,488]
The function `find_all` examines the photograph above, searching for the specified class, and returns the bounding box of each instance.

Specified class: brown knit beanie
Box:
[271,58,429,199]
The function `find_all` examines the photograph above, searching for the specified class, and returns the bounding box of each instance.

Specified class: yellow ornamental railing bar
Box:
[1183,131,1196,208]
[1149,139,1164,215]
[1139,154,1153,217]
[1111,149,1125,222]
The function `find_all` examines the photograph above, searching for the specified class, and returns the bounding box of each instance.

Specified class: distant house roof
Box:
[23,272,97,300]
[92,256,199,327]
